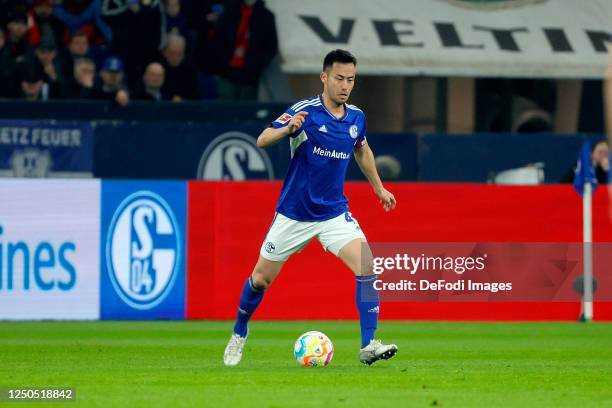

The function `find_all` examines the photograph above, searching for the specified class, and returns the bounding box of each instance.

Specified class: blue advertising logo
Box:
[101,181,185,320]
[106,191,180,310]
[0,225,76,292]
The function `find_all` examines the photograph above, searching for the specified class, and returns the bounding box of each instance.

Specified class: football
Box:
[293,331,334,367]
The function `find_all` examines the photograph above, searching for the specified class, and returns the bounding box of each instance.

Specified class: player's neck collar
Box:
[319,94,347,121]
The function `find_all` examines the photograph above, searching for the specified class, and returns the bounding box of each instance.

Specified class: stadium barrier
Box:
[419,133,589,183]
[1,178,611,320]
[94,123,418,181]
[0,118,601,182]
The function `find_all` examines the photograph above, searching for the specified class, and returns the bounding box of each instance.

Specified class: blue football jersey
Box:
[270,95,367,221]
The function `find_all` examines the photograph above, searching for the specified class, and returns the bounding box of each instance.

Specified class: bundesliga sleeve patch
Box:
[275,113,293,124]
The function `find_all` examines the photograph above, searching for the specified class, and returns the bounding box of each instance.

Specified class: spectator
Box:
[58,30,89,78]
[0,27,11,96]
[189,0,226,72]
[17,64,45,100]
[562,140,610,185]
[28,0,67,49]
[160,32,197,101]
[25,35,68,98]
[0,0,29,28]
[131,62,167,101]
[165,0,189,41]
[0,11,32,96]
[590,140,610,184]
[52,0,112,45]
[5,11,32,64]
[103,0,165,89]
[92,56,129,106]
[203,0,277,100]
[65,56,95,97]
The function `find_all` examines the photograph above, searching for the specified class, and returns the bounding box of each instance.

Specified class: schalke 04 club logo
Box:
[197,132,275,180]
[106,191,180,310]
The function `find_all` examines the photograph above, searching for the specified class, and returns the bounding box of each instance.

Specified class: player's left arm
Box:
[353,142,397,212]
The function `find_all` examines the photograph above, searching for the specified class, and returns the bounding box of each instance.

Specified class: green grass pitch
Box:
[1,321,611,407]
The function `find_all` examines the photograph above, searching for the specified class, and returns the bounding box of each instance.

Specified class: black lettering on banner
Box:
[543,28,573,53]
[299,15,354,44]
[372,20,424,47]
[434,22,484,49]
[472,26,529,52]
[585,30,611,52]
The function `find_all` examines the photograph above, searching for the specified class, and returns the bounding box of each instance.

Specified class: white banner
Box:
[0,179,100,319]
[267,0,612,78]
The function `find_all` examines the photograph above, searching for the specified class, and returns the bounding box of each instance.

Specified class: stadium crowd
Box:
[0,0,278,104]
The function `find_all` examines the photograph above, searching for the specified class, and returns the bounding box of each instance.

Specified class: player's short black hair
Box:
[323,49,357,71]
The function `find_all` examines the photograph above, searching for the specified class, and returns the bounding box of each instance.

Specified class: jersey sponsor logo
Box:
[106,191,180,310]
[197,132,275,180]
[313,146,350,160]
[275,113,293,124]
[349,125,359,139]
[318,124,328,133]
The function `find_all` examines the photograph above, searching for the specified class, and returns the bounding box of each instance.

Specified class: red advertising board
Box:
[187,182,612,320]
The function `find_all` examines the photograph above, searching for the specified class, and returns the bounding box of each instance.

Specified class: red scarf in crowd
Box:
[229,3,254,68]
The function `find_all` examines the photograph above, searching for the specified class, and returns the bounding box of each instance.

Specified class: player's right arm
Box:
[256,111,308,148]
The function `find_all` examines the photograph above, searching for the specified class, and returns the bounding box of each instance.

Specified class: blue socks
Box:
[233,274,378,347]
[356,275,380,348]
[233,276,265,337]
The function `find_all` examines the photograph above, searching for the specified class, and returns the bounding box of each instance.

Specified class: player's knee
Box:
[251,268,273,289]
[359,245,375,276]
[361,259,374,276]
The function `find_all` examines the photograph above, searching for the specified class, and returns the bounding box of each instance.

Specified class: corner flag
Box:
[573,140,597,322]
[573,141,598,196]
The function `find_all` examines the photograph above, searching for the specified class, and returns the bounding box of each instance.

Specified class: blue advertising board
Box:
[100,180,186,319]
[94,123,279,180]
[0,120,93,178]
[94,122,418,181]
[346,133,417,181]
[418,133,593,183]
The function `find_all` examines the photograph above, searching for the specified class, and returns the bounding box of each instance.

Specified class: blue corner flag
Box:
[573,141,598,196]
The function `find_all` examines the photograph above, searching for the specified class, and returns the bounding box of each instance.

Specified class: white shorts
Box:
[260,212,367,262]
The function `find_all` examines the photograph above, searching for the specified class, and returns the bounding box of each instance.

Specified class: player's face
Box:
[321,62,356,105]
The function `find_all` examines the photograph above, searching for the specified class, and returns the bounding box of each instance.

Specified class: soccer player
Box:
[223,49,398,366]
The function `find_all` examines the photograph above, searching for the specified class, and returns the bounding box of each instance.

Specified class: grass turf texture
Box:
[1,321,611,407]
